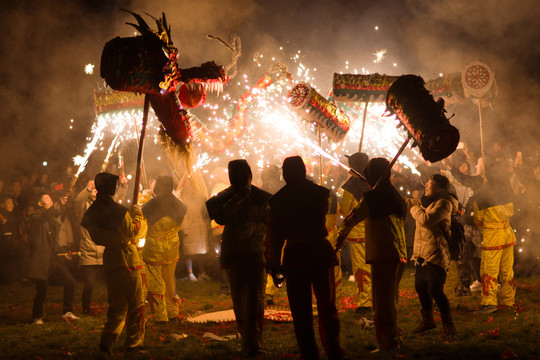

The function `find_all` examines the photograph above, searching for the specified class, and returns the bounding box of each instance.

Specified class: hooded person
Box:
[336,157,407,355]
[340,152,372,313]
[81,172,147,357]
[142,175,187,323]
[473,165,516,314]
[405,173,458,338]
[266,156,346,360]
[205,159,272,357]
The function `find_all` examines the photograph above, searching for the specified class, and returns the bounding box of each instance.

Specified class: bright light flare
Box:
[84,64,95,75]
[373,49,387,63]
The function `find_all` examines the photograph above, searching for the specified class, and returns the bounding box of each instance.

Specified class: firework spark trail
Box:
[76,44,422,185]
[101,131,121,172]
[73,114,108,178]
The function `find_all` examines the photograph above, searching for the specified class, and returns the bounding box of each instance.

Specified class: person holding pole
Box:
[336,157,407,356]
[81,172,147,358]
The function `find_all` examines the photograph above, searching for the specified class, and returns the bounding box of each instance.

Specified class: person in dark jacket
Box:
[27,193,78,324]
[206,159,272,357]
[337,157,407,355]
[266,156,345,360]
[81,172,147,358]
[0,196,22,284]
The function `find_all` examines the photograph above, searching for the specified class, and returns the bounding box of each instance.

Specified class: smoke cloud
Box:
[0,0,539,179]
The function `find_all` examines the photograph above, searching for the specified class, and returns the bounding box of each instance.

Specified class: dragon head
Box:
[100,10,233,149]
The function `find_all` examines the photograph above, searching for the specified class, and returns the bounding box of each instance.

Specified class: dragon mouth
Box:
[183,79,223,96]
[201,78,224,96]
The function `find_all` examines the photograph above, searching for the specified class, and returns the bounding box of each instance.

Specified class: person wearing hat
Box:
[340,152,372,314]
[81,172,147,358]
[267,156,345,360]
[206,159,272,357]
[337,157,407,356]
[142,175,187,323]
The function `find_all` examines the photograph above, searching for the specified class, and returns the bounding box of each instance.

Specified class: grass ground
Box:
[0,268,538,360]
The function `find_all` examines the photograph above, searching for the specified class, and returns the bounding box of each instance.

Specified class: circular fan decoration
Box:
[288,83,312,108]
[461,61,494,98]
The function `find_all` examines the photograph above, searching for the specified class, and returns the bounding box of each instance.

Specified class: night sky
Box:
[1,0,539,178]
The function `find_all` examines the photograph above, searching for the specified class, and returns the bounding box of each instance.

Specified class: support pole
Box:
[318,124,323,185]
[133,95,150,205]
[372,136,411,190]
[358,101,369,152]
[478,97,487,182]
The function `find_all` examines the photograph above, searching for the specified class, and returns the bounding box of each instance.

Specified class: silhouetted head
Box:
[228,159,252,188]
[154,175,174,196]
[94,172,119,196]
[346,152,369,173]
[282,156,306,185]
[364,158,390,187]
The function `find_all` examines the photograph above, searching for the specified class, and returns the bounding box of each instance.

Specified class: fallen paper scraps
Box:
[187,309,294,323]
[202,332,239,341]
[169,333,188,341]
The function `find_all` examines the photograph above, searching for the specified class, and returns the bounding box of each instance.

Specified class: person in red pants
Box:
[266,156,345,360]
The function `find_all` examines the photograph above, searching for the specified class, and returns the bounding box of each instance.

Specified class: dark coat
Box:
[26,208,60,281]
[267,179,336,272]
[206,185,272,268]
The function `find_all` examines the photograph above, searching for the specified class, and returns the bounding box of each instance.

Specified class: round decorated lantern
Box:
[385,75,460,163]
[462,61,494,98]
[287,82,350,142]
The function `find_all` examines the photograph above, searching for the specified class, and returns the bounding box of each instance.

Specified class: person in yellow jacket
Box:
[326,191,342,293]
[340,152,372,313]
[81,172,148,358]
[142,175,187,323]
[473,168,516,314]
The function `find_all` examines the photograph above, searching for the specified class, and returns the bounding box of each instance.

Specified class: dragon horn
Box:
[121,9,151,31]
[163,13,172,41]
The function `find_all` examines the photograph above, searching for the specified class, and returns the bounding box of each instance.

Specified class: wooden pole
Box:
[478,97,487,182]
[372,136,411,190]
[318,124,323,185]
[321,140,345,183]
[131,109,149,190]
[358,101,369,152]
[133,95,150,205]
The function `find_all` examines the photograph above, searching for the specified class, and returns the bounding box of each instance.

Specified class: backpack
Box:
[441,212,467,260]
